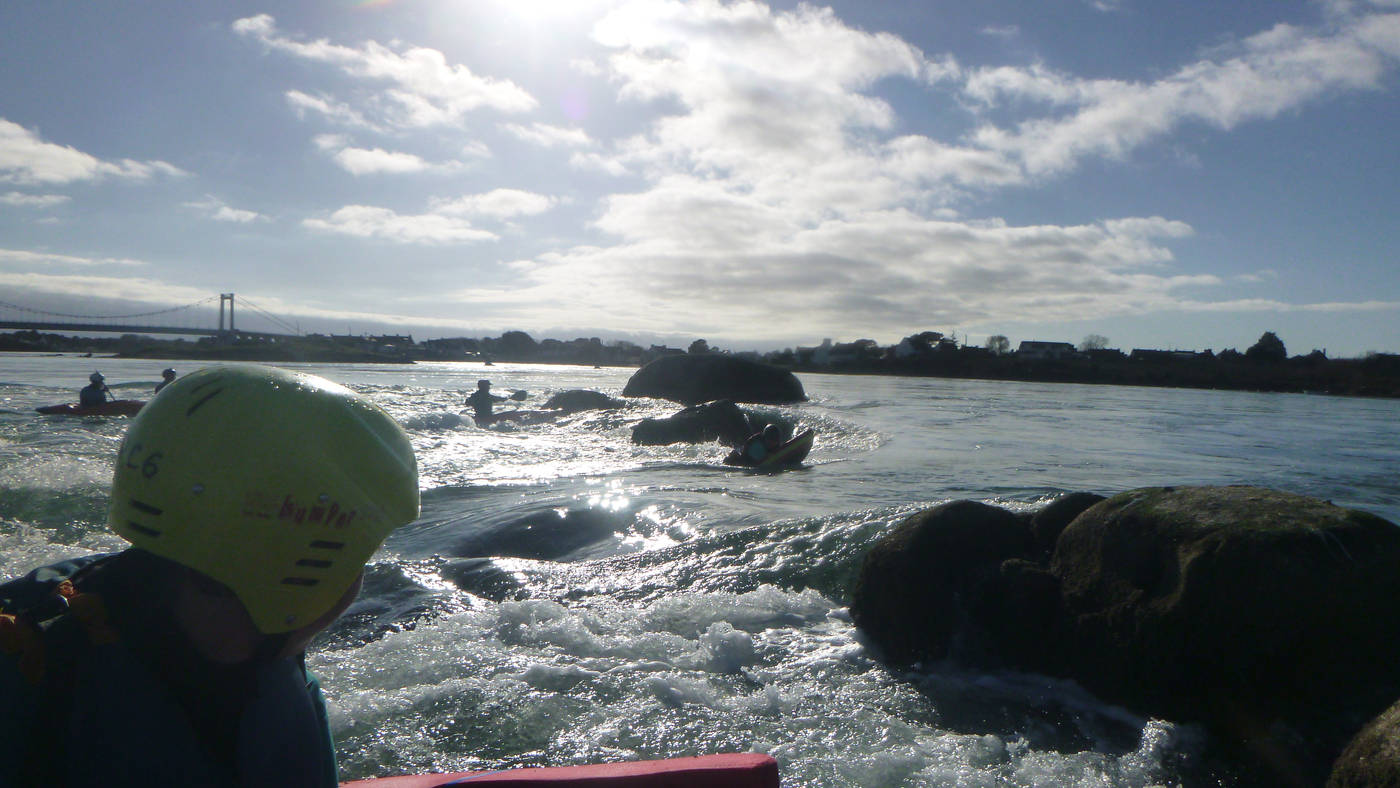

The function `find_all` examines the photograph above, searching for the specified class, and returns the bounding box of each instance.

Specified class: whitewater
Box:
[3,352,1398,786]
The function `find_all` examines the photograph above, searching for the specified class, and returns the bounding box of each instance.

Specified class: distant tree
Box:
[688,338,710,354]
[1079,334,1109,352]
[1219,348,1242,361]
[497,330,538,357]
[985,335,1011,356]
[1245,331,1287,363]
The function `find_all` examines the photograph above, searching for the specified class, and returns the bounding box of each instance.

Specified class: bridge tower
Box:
[219,293,235,334]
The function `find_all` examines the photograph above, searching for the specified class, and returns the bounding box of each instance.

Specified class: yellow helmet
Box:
[108,364,419,634]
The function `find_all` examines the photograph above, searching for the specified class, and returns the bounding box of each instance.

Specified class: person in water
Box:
[464,378,506,421]
[741,423,785,463]
[153,367,177,394]
[78,371,111,407]
[0,364,420,787]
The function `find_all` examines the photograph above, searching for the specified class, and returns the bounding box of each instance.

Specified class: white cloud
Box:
[184,196,268,223]
[502,122,592,148]
[0,248,146,267]
[432,189,558,219]
[569,151,630,176]
[234,15,538,129]
[1,191,69,208]
[962,11,1400,178]
[286,91,378,129]
[0,119,186,185]
[332,146,432,175]
[303,205,499,244]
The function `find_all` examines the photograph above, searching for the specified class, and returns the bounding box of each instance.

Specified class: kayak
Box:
[36,399,145,417]
[339,753,778,787]
[724,428,815,468]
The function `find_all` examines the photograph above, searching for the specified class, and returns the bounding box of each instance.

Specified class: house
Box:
[1016,341,1080,361]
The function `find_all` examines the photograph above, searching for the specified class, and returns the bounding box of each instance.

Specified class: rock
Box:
[1051,487,1400,724]
[1329,698,1400,787]
[622,354,806,405]
[543,389,625,414]
[851,486,1400,786]
[850,500,1034,665]
[1050,486,1400,784]
[631,399,757,446]
[1028,492,1105,557]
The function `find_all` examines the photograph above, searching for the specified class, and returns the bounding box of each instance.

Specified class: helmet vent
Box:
[185,387,226,417]
[126,521,161,538]
[280,577,320,587]
[129,499,163,516]
[295,559,333,569]
[309,540,346,550]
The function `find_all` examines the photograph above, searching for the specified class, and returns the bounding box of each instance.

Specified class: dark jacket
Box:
[0,554,338,788]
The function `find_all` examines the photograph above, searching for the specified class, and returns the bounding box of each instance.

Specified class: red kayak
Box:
[35,399,146,417]
[339,753,778,787]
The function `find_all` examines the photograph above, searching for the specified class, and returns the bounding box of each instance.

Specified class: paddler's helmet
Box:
[90,372,104,384]
[762,424,781,441]
[108,364,419,634]
[162,368,176,379]
[477,379,490,388]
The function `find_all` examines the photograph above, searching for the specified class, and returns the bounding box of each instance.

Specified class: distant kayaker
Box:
[740,423,784,464]
[465,379,506,421]
[78,371,112,407]
[153,367,177,394]
[0,365,419,787]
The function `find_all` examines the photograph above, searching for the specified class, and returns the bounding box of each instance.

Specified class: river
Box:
[3,352,1398,786]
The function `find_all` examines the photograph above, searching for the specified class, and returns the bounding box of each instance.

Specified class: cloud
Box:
[0,119,186,185]
[311,134,463,175]
[502,122,593,148]
[234,15,538,129]
[184,196,268,223]
[0,248,147,267]
[432,189,558,219]
[961,10,1400,177]
[1,191,69,208]
[303,205,499,244]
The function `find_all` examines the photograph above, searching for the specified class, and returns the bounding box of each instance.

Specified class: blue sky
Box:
[1,0,1398,356]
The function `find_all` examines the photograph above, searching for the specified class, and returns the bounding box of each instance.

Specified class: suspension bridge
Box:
[0,293,301,339]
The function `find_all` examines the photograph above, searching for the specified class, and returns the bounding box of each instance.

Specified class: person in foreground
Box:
[740,423,784,464]
[78,371,111,407]
[464,378,505,422]
[0,364,420,788]
[153,367,177,394]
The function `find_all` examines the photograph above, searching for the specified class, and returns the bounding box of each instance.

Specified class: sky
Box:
[1,0,1398,357]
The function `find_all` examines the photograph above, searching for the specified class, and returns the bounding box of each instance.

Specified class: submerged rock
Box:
[623,354,806,405]
[1329,698,1400,787]
[543,389,626,414]
[631,399,757,446]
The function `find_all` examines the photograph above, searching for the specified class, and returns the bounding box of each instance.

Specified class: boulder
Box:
[850,500,1034,664]
[851,486,1400,785]
[1050,487,1400,729]
[631,399,756,446]
[1329,698,1400,787]
[543,389,626,414]
[623,354,806,405]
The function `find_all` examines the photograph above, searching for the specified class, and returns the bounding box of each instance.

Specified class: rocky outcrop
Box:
[631,399,757,446]
[543,389,626,414]
[851,486,1400,785]
[622,354,806,405]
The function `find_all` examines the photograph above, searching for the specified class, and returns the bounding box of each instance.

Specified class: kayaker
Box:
[0,364,420,787]
[153,367,177,394]
[78,371,111,407]
[465,378,506,421]
[740,423,784,464]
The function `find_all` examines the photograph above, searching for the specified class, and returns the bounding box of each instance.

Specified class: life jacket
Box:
[0,555,338,788]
